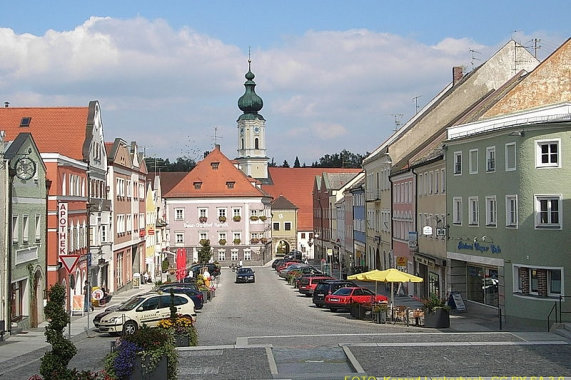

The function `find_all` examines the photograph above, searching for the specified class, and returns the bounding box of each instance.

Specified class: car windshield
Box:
[332,288,353,296]
[117,295,145,311]
[238,268,253,274]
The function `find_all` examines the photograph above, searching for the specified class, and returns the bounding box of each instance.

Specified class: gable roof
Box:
[163,145,268,198]
[0,105,91,160]
[271,195,298,210]
[264,167,361,231]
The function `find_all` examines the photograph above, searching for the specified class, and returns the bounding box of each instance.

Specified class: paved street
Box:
[0,265,569,379]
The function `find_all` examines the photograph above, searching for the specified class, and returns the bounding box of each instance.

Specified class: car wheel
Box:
[330,307,337,312]
[315,304,323,308]
[122,321,138,335]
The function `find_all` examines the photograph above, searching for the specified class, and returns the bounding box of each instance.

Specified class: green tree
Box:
[282,160,290,168]
[311,149,368,168]
[293,156,301,168]
[40,283,77,379]
[198,240,212,264]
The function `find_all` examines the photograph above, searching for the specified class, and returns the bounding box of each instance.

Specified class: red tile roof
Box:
[163,145,269,198]
[264,167,361,231]
[0,106,89,160]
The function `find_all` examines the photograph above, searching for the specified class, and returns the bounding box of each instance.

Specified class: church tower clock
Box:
[236,59,269,180]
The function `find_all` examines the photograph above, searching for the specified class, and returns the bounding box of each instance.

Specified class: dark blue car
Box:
[158,285,204,310]
[235,267,255,283]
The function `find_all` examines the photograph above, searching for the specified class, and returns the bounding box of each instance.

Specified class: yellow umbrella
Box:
[347,269,384,281]
[359,268,423,308]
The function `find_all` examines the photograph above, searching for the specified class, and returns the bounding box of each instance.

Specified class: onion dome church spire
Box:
[238,59,265,121]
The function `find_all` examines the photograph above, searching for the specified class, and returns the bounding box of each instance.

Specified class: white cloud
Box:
[1,17,552,164]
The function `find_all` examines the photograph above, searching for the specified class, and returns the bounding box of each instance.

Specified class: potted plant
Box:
[158,316,197,347]
[250,215,259,221]
[233,238,241,245]
[259,215,267,221]
[250,238,259,244]
[372,303,388,324]
[218,215,227,222]
[232,215,241,222]
[199,216,207,223]
[199,239,210,246]
[219,238,226,245]
[260,237,268,244]
[422,294,451,328]
[104,325,177,380]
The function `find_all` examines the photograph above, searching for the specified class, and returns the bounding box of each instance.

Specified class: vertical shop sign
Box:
[58,202,68,256]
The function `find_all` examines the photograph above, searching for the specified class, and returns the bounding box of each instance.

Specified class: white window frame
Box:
[453,152,462,175]
[244,249,252,261]
[232,208,241,218]
[441,168,446,193]
[230,249,239,261]
[35,214,41,242]
[452,197,462,225]
[486,146,496,172]
[217,249,226,261]
[175,232,184,244]
[534,195,562,229]
[22,215,29,244]
[468,196,479,226]
[535,139,561,168]
[505,142,516,171]
[469,149,478,174]
[175,208,184,221]
[199,208,208,218]
[505,195,518,228]
[485,196,497,227]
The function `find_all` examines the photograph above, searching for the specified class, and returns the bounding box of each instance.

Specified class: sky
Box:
[0,1,569,166]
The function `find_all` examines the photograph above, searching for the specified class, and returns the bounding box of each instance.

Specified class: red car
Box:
[298,276,334,296]
[276,260,301,273]
[324,287,388,312]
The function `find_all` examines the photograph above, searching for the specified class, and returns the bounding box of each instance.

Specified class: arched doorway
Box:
[275,240,290,256]
[30,268,44,327]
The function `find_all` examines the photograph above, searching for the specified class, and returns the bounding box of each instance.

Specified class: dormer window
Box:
[226,181,235,189]
[194,182,202,189]
[20,117,31,127]
[211,162,220,169]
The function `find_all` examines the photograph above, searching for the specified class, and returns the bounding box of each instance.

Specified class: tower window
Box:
[255,138,259,149]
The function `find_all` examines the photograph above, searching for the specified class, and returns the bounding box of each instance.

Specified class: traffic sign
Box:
[60,254,80,273]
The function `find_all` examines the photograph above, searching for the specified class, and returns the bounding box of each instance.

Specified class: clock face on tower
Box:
[254,127,260,134]
[15,157,36,180]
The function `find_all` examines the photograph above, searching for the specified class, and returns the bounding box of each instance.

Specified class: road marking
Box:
[265,346,278,375]
[342,345,365,374]
[342,340,568,347]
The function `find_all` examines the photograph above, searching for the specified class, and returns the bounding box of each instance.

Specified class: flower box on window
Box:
[218,239,226,245]
[250,238,260,244]
[199,216,207,223]
[260,238,268,244]
[199,239,210,246]
[259,216,267,221]
[233,238,241,245]
[232,215,241,222]
[218,216,227,222]
[250,215,259,221]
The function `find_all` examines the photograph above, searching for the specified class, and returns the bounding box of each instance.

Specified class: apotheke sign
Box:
[58,203,68,255]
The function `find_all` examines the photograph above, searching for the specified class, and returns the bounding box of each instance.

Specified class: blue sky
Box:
[0,1,569,164]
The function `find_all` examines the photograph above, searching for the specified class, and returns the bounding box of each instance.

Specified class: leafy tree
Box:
[311,149,368,168]
[40,283,77,379]
[198,240,212,264]
[293,156,301,168]
[268,158,277,167]
[145,156,196,173]
[282,160,290,168]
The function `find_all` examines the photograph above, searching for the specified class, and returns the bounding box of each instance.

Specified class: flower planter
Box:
[201,290,208,303]
[129,354,168,380]
[423,308,450,328]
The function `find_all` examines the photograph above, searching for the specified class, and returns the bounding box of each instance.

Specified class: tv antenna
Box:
[212,126,223,146]
[391,114,404,131]
[469,49,481,71]
[412,95,422,114]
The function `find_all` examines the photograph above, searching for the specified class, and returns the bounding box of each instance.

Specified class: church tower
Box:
[236,59,269,180]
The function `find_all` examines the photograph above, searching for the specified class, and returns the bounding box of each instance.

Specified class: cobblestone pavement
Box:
[184,266,571,379]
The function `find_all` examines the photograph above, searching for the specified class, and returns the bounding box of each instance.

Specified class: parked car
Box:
[93,298,132,328]
[278,263,310,278]
[298,276,335,296]
[272,258,285,270]
[235,267,256,283]
[156,284,204,310]
[312,280,357,308]
[156,282,199,292]
[189,263,221,278]
[287,267,323,287]
[324,287,388,312]
[284,250,303,261]
[98,292,196,335]
[276,260,302,273]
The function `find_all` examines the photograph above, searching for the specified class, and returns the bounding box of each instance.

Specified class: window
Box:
[486,146,496,172]
[536,139,560,168]
[211,162,219,169]
[22,215,29,243]
[226,181,235,189]
[244,249,251,261]
[468,196,479,226]
[453,152,462,175]
[217,249,226,261]
[126,180,132,198]
[35,214,41,242]
[102,225,107,242]
[469,149,478,174]
[441,169,446,193]
[434,171,439,194]
[175,208,184,220]
[549,269,562,295]
[218,232,227,241]
[193,182,202,189]
[232,208,241,218]
[233,232,241,242]
[175,232,184,244]
[505,143,516,171]
[505,195,518,228]
[301,233,306,239]
[284,222,292,231]
[418,174,423,196]
[218,208,227,218]
[535,195,561,228]
[199,232,207,241]
[199,208,207,218]
[231,249,239,261]
[514,266,563,297]
[485,196,496,227]
[428,172,433,194]
[273,222,280,231]
[452,197,462,225]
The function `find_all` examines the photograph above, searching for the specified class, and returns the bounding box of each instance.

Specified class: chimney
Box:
[453,66,464,85]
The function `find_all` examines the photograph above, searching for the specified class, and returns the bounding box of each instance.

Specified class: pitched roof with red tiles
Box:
[264,167,362,231]
[0,106,90,160]
[163,145,269,198]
